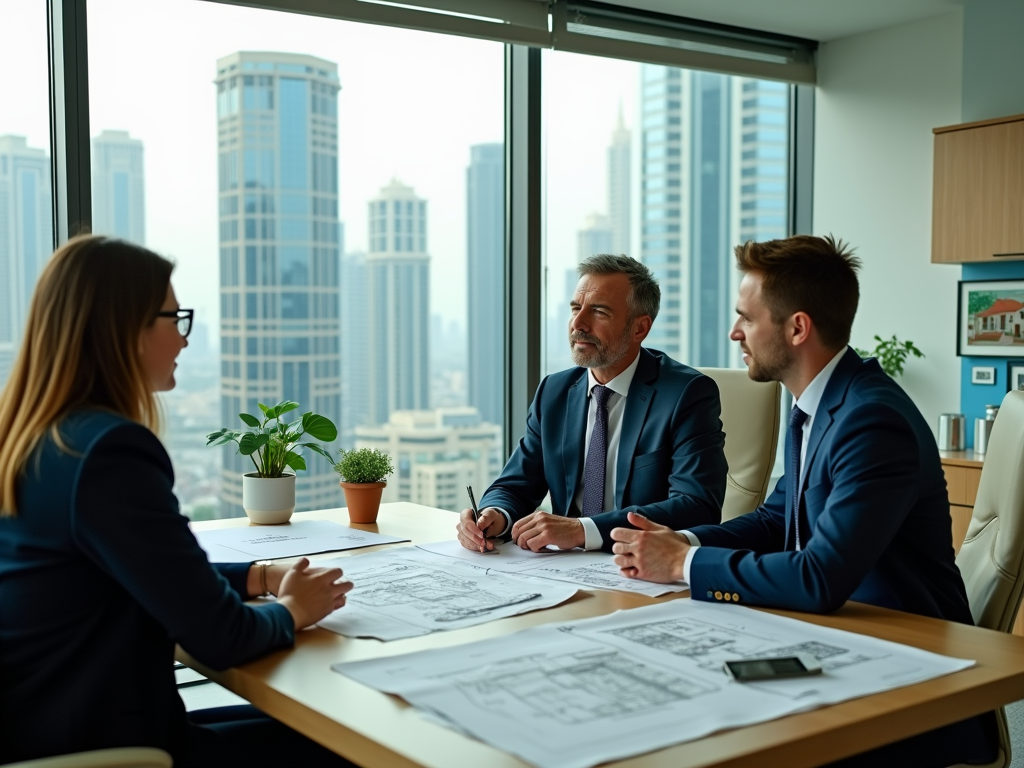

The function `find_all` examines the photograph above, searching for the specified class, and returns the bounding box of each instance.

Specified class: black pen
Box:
[466,485,499,554]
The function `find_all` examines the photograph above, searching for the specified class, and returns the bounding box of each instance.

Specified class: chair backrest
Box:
[956,389,1024,633]
[697,368,781,521]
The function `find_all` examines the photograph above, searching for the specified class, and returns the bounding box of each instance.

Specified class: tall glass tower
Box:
[91,130,145,244]
[0,135,52,388]
[466,143,503,428]
[608,108,631,256]
[367,179,430,426]
[215,51,343,517]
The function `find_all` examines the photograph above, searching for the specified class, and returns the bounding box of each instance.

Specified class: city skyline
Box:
[91,129,146,244]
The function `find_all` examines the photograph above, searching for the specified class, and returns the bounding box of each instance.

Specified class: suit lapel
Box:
[562,370,588,514]
[615,349,657,508]
[802,348,861,485]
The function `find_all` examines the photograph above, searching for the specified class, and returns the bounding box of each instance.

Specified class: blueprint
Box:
[417,539,687,597]
[334,599,974,768]
[316,547,577,641]
[193,519,408,563]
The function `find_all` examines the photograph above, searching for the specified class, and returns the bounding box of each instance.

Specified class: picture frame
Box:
[957,279,1024,358]
[1009,362,1024,392]
[971,366,996,385]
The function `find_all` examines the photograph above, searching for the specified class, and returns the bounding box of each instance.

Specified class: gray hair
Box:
[577,254,660,323]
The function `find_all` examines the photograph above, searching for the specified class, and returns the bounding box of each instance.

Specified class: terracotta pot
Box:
[340,481,386,524]
[241,472,295,525]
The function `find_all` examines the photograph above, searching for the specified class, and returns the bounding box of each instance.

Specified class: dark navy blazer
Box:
[688,348,996,765]
[481,347,727,550]
[0,411,294,764]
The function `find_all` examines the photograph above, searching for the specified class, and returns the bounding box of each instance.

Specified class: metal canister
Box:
[937,413,965,451]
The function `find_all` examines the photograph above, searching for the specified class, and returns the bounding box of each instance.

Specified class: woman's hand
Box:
[275,558,353,630]
[246,562,290,598]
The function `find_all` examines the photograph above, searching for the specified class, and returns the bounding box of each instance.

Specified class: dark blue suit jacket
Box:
[0,411,294,764]
[481,347,727,550]
[688,348,995,766]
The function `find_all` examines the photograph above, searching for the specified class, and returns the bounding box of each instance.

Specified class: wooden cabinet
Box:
[939,451,1024,636]
[932,113,1024,263]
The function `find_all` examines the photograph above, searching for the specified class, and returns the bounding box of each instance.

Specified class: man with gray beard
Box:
[456,254,727,554]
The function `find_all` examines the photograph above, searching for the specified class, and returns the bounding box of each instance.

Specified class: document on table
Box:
[192,519,409,563]
[416,539,687,597]
[316,547,577,641]
[334,599,974,768]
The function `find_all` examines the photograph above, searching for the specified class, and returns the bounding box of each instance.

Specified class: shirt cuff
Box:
[580,517,603,550]
[494,508,512,537]
[679,530,700,584]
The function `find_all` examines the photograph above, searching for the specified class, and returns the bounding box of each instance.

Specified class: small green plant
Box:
[206,400,338,478]
[334,448,395,484]
[854,335,925,378]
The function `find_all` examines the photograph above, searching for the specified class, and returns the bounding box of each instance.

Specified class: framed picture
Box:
[971,366,996,384]
[957,279,1024,358]
[1009,362,1024,392]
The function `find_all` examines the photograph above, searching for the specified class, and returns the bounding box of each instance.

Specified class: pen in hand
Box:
[466,485,498,555]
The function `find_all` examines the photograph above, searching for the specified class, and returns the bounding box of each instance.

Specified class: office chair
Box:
[2,748,172,768]
[951,389,1024,768]
[697,368,781,521]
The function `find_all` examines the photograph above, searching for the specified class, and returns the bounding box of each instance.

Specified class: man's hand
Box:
[611,511,689,583]
[510,511,585,552]
[457,507,505,552]
[276,558,353,630]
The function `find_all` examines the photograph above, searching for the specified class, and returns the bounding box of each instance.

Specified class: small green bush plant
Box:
[206,400,338,478]
[854,335,924,378]
[334,448,395,484]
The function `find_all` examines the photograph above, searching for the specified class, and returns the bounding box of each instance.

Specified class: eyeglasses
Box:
[156,308,194,338]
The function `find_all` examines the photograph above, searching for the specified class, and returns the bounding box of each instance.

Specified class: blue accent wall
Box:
[960,261,1024,445]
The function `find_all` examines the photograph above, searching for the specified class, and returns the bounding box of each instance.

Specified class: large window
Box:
[86,0,505,518]
[542,51,791,377]
[0,1,54,391]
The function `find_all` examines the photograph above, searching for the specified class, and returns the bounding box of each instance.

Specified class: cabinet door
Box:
[932,120,1024,263]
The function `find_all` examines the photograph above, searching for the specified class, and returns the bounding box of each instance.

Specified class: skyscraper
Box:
[608,108,631,256]
[639,65,788,368]
[215,51,343,517]
[340,250,369,447]
[577,212,614,262]
[0,135,52,388]
[367,179,430,426]
[466,143,504,427]
[91,130,145,243]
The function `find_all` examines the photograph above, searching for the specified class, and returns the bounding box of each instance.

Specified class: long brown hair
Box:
[0,235,173,516]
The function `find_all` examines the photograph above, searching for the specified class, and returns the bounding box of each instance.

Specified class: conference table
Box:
[185,503,1024,768]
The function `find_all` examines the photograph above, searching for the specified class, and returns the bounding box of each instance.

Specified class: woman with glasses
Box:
[0,235,354,767]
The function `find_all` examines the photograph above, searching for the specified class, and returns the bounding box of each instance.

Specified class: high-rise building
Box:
[354,407,501,512]
[215,51,343,517]
[340,250,369,447]
[91,130,145,243]
[608,108,631,256]
[367,179,430,426]
[639,65,788,368]
[577,212,614,262]
[0,135,52,388]
[466,143,504,427]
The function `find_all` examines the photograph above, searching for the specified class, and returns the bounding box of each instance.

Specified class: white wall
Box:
[813,10,963,435]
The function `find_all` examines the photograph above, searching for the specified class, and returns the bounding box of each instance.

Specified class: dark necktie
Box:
[787,406,809,550]
[582,385,611,518]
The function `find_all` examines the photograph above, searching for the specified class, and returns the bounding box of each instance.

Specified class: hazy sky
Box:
[1,0,637,338]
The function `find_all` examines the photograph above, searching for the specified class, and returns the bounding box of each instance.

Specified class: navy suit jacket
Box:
[481,347,727,550]
[0,411,294,764]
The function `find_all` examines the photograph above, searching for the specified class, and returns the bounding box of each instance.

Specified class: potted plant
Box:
[334,448,395,524]
[854,335,925,378]
[207,400,338,525]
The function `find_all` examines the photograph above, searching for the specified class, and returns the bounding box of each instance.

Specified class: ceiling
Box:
[604,0,968,42]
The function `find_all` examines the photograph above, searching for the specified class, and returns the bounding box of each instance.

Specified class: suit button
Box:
[714,591,723,600]
[724,593,731,601]
[732,593,740,602]
[707,591,713,598]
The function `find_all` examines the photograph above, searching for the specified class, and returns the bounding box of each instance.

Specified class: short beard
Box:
[569,320,634,370]
[745,328,793,383]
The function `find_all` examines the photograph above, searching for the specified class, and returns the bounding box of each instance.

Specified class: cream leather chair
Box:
[3,748,172,768]
[697,368,781,521]
[951,389,1024,768]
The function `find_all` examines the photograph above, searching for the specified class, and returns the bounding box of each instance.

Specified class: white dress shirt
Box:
[496,350,642,550]
[680,348,848,582]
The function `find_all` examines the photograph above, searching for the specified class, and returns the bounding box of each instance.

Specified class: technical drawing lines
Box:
[453,650,717,725]
[751,641,880,671]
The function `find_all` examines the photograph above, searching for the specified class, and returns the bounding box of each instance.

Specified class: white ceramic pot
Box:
[241,472,296,525]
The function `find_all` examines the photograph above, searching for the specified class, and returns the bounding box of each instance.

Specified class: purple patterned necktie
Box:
[787,406,808,549]
[582,385,612,518]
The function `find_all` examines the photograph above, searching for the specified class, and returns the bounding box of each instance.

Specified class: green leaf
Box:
[238,413,261,428]
[283,451,307,471]
[302,414,338,442]
[300,443,336,466]
[238,432,270,456]
[276,400,300,417]
[257,402,271,416]
[206,429,240,447]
